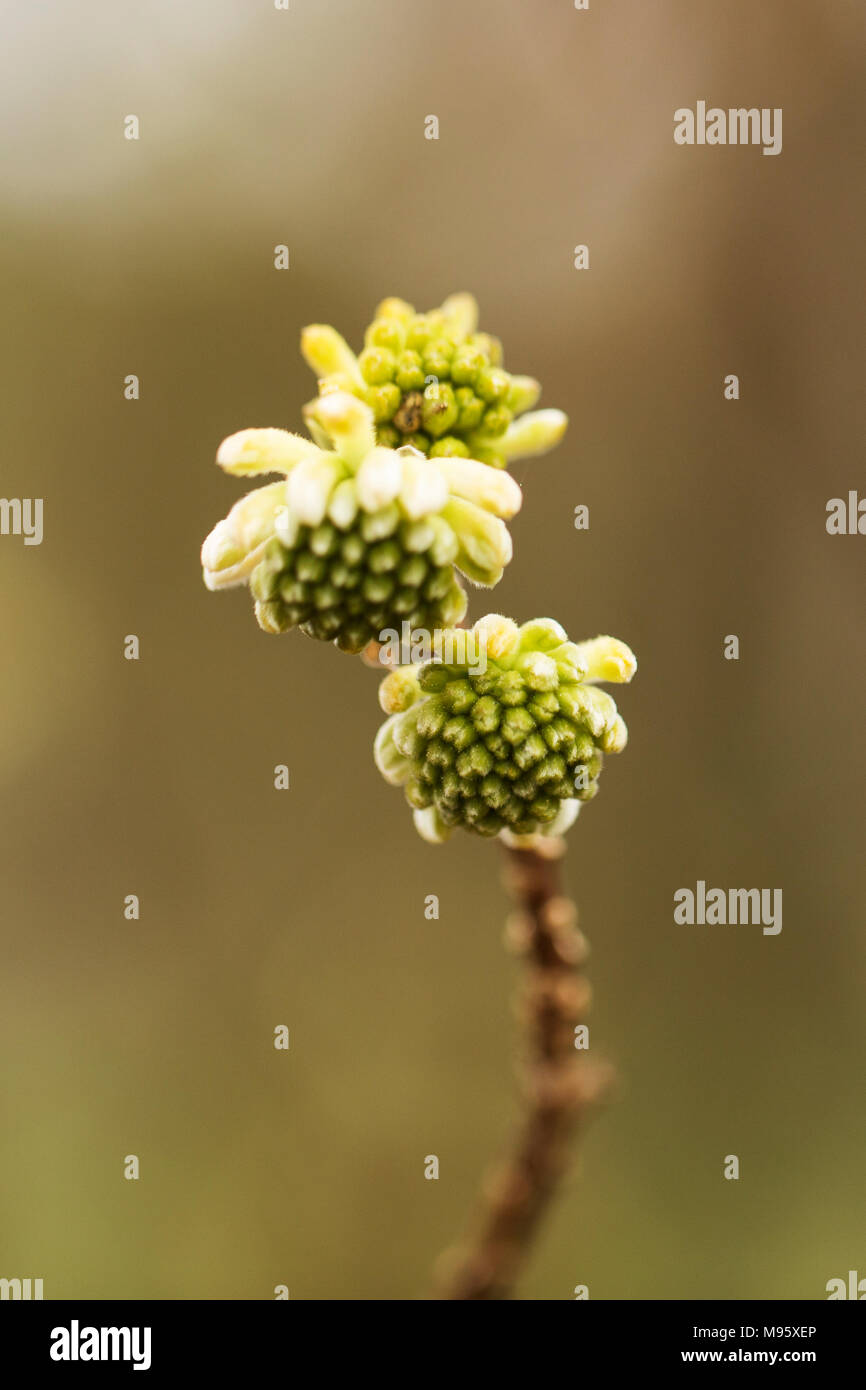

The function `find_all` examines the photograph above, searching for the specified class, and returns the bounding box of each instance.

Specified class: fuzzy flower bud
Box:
[497,409,569,462]
[201,481,289,589]
[300,325,364,386]
[202,395,524,652]
[373,615,636,843]
[301,293,568,470]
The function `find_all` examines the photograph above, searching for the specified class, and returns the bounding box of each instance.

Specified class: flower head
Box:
[201,394,522,652]
[374,617,636,843]
[301,293,567,470]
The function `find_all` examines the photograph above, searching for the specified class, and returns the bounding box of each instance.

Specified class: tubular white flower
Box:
[441,498,513,586]
[547,798,581,836]
[498,409,569,461]
[217,428,323,477]
[432,458,523,518]
[574,636,637,684]
[274,505,301,549]
[326,477,359,530]
[204,378,527,649]
[398,451,450,520]
[201,521,257,590]
[413,806,453,844]
[201,481,287,588]
[373,716,412,785]
[500,795,581,849]
[355,446,403,512]
[301,406,333,451]
[315,390,376,467]
[287,455,346,526]
[300,325,363,385]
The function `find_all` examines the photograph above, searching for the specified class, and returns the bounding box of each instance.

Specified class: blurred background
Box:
[1,0,864,1300]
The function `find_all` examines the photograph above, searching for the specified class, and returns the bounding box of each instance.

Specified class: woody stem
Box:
[433,838,612,1300]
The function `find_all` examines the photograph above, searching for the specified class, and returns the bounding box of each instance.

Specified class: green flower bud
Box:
[301,294,567,470]
[359,503,400,542]
[309,522,339,557]
[402,431,430,454]
[479,404,513,438]
[295,552,327,584]
[395,351,426,392]
[365,382,403,423]
[517,618,567,652]
[421,382,458,439]
[379,665,421,714]
[454,388,486,432]
[365,318,405,354]
[471,332,503,366]
[406,316,434,352]
[442,715,475,751]
[358,346,397,385]
[467,444,507,469]
[373,614,635,842]
[451,347,487,386]
[374,296,415,324]
[255,599,295,634]
[428,436,471,459]
[476,367,511,404]
[422,345,455,379]
[376,424,401,449]
[204,394,522,652]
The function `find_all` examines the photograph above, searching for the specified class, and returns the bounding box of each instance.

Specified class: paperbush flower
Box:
[301,293,567,470]
[374,616,636,843]
[201,392,522,652]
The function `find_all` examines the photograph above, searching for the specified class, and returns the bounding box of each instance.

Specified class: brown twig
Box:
[433,837,613,1300]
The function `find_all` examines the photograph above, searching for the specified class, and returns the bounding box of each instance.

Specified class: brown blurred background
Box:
[1,0,864,1299]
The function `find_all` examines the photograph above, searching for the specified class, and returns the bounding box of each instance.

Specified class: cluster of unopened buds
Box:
[375,616,635,844]
[301,292,568,470]
[201,388,521,652]
[201,293,635,841]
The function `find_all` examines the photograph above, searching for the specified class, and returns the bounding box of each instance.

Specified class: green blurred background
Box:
[1,0,864,1299]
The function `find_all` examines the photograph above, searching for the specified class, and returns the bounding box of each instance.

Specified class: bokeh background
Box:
[1,0,864,1300]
